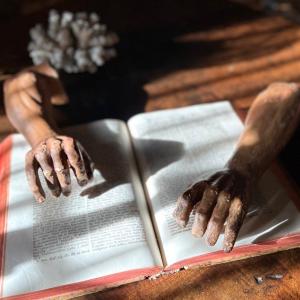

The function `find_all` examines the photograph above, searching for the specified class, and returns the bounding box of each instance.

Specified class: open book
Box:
[0,102,300,299]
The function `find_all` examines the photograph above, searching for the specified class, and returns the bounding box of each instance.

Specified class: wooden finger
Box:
[34,143,61,197]
[47,138,71,196]
[61,137,88,186]
[223,197,246,252]
[192,186,218,237]
[25,152,45,203]
[44,171,62,197]
[78,143,94,180]
[173,181,207,227]
[205,191,231,246]
[34,143,55,184]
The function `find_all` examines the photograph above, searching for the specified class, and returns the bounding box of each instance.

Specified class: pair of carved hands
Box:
[4,65,251,252]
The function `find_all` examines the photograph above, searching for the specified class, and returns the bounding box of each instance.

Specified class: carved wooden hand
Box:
[174,82,300,252]
[4,64,94,203]
[25,136,94,203]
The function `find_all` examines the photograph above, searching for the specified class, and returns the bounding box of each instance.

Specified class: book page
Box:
[2,120,162,297]
[128,102,300,266]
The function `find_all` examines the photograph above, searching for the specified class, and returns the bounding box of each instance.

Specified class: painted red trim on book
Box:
[0,137,12,298]
[166,232,300,271]
[2,266,161,300]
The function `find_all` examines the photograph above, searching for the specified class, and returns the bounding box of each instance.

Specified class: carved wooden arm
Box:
[174,82,300,252]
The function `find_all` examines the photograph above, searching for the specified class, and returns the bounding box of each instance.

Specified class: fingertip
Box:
[36,196,45,203]
[223,242,233,253]
[207,235,218,246]
[78,179,88,187]
[62,186,71,197]
[51,186,61,197]
[176,218,187,228]
[173,207,188,228]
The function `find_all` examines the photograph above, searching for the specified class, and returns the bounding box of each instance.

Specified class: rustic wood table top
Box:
[1,3,300,299]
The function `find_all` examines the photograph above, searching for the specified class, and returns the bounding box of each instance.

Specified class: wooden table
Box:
[1,2,300,299]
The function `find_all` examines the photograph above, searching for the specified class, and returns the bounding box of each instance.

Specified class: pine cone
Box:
[28,10,119,73]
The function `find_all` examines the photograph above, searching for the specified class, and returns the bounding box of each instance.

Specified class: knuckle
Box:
[22,71,36,82]
[64,136,74,145]
[35,142,47,153]
[195,205,208,216]
[50,140,62,153]
[192,180,205,191]
[206,186,218,197]
[35,146,48,158]
[69,153,79,164]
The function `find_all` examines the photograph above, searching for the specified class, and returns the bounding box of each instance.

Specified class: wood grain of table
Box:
[1,3,300,299]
